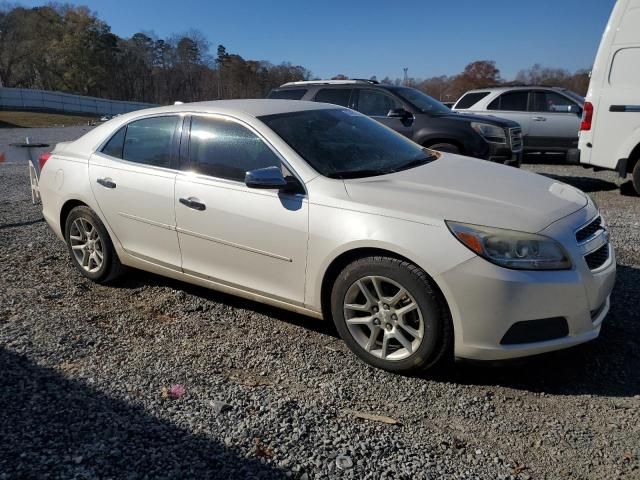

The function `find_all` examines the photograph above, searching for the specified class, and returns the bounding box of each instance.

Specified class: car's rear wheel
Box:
[64,206,122,283]
[426,142,460,154]
[330,256,451,373]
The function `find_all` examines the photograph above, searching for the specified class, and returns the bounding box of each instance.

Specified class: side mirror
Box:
[571,105,583,116]
[387,108,411,119]
[245,166,287,189]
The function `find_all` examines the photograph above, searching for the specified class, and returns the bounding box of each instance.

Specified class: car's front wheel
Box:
[330,256,451,373]
[64,206,122,283]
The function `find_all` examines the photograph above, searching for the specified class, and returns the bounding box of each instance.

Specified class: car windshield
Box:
[390,87,451,115]
[563,90,585,105]
[259,108,437,179]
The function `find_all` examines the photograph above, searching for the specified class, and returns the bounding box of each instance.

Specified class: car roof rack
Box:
[280,79,379,87]
[476,84,567,90]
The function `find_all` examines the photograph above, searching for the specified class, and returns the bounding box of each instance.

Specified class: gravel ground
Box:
[1,127,639,480]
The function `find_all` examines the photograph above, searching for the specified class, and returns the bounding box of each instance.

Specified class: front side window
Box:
[390,87,450,114]
[488,91,528,111]
[121,116,179,168]
[357,90,402,116]
[186,116,282,182]
[259,108,437,179]
[531,91,577,113]
[314,88,352,107]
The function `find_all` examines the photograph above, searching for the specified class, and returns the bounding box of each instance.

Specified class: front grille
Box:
[508,127,522,152]
[585,244,609,270]
[576,216,602,243]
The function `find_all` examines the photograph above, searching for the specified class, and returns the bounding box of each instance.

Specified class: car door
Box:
[89,115,183,269]
[174,114,309,304]
[354,89,414,138]
[486,90,532,144]
[528,90,581,150]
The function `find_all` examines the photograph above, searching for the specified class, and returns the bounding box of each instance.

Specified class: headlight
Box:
[470,122,507,144]
[446,221,571,270]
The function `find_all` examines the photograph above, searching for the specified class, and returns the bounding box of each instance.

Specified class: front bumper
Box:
[436,208,616,361]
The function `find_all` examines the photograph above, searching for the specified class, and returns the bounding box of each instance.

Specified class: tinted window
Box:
[390,87,450,114]
[187,116,281,182]
[488,91,528,111]
[357,90,402,116]
[455,92,490,109]
[101,126,125,158]
[122,116,178,168]
[531,91,577,113]
[314,89,352,107]
[260,109,436,179]
[268,89,307,100]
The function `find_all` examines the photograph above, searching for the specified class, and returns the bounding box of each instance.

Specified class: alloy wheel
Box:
[69,218,104,273]
[343,275,425,361]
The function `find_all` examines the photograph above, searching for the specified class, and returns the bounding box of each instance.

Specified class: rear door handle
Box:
[179,197,206,211]
[532,116,547,121]
[97,177,116,189]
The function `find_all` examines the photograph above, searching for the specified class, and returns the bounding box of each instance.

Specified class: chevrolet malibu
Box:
[38,100,616,373]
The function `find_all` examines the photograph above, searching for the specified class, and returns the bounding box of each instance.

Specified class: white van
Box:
[579,0,640,194]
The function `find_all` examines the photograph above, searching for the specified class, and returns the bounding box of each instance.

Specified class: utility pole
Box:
[403,68,408,86]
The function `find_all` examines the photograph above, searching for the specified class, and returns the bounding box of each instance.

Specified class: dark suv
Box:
[267,79,523,166]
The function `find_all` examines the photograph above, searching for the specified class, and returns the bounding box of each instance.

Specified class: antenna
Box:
[403,68,408,86]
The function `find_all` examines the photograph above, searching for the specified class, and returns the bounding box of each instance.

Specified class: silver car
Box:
[453,86,584,157]
[37,100,615,373]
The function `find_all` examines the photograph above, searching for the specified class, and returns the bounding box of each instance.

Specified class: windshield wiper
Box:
[327,169,395,179]
[392,154,436,173]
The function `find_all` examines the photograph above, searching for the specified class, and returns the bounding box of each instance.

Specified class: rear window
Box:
[314,88,352,107]
[454,92,490,109]
[268,88,307,100]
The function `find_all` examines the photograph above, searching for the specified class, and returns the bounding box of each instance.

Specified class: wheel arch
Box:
[319,246,451,324]
[625,141,640,174]
[60,199,90,238]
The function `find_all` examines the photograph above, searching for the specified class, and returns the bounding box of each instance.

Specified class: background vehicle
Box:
[453,85,584,158]
[37,100,614,374]
[268,80,523,166]
[578,0,640,194]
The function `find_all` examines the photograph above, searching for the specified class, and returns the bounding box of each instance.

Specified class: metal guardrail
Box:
[0,87,156,116]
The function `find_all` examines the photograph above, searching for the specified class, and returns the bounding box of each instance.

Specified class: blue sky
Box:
[21,0,616,80]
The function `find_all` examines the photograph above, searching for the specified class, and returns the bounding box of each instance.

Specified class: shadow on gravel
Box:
[432,264,640,398]
[620,180,639,197]
[0,347,289,479]
[0,217,44,230]
[541,174,618,193]
[113,268,338,339]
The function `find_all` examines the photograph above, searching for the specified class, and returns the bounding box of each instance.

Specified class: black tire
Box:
[426,142,460,154]
[64,206,122,283]
[632,160,640,196]
[330,256,452,373]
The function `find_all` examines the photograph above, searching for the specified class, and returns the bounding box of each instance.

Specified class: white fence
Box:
[0,87,157,116]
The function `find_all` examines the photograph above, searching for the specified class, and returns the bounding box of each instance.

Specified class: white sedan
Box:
[38,100,616,373]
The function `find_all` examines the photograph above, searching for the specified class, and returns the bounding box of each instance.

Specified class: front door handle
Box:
[179,197,206,211]
[97,177,116,189]
[532,116,547,121]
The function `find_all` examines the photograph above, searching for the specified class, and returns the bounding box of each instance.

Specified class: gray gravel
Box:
[1,127,639,479]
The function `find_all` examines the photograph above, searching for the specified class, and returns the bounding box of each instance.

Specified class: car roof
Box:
[462,85,570,94]
[133,99,340,117]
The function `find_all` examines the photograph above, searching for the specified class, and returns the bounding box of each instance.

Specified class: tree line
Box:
[370,60,590,101]
[0,4,311,104]
[0,5,590,106]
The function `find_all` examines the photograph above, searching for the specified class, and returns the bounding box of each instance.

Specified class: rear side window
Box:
[609,47,640,87]
[487,91,528,111]
[268,89,307,100]
[101,126,126,158]
[121,116,179,168]
[314,88,352,107]
[186,116,281,182]
[455,92,490,109]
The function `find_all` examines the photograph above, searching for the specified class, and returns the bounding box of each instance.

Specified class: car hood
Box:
[343,155,587,233]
